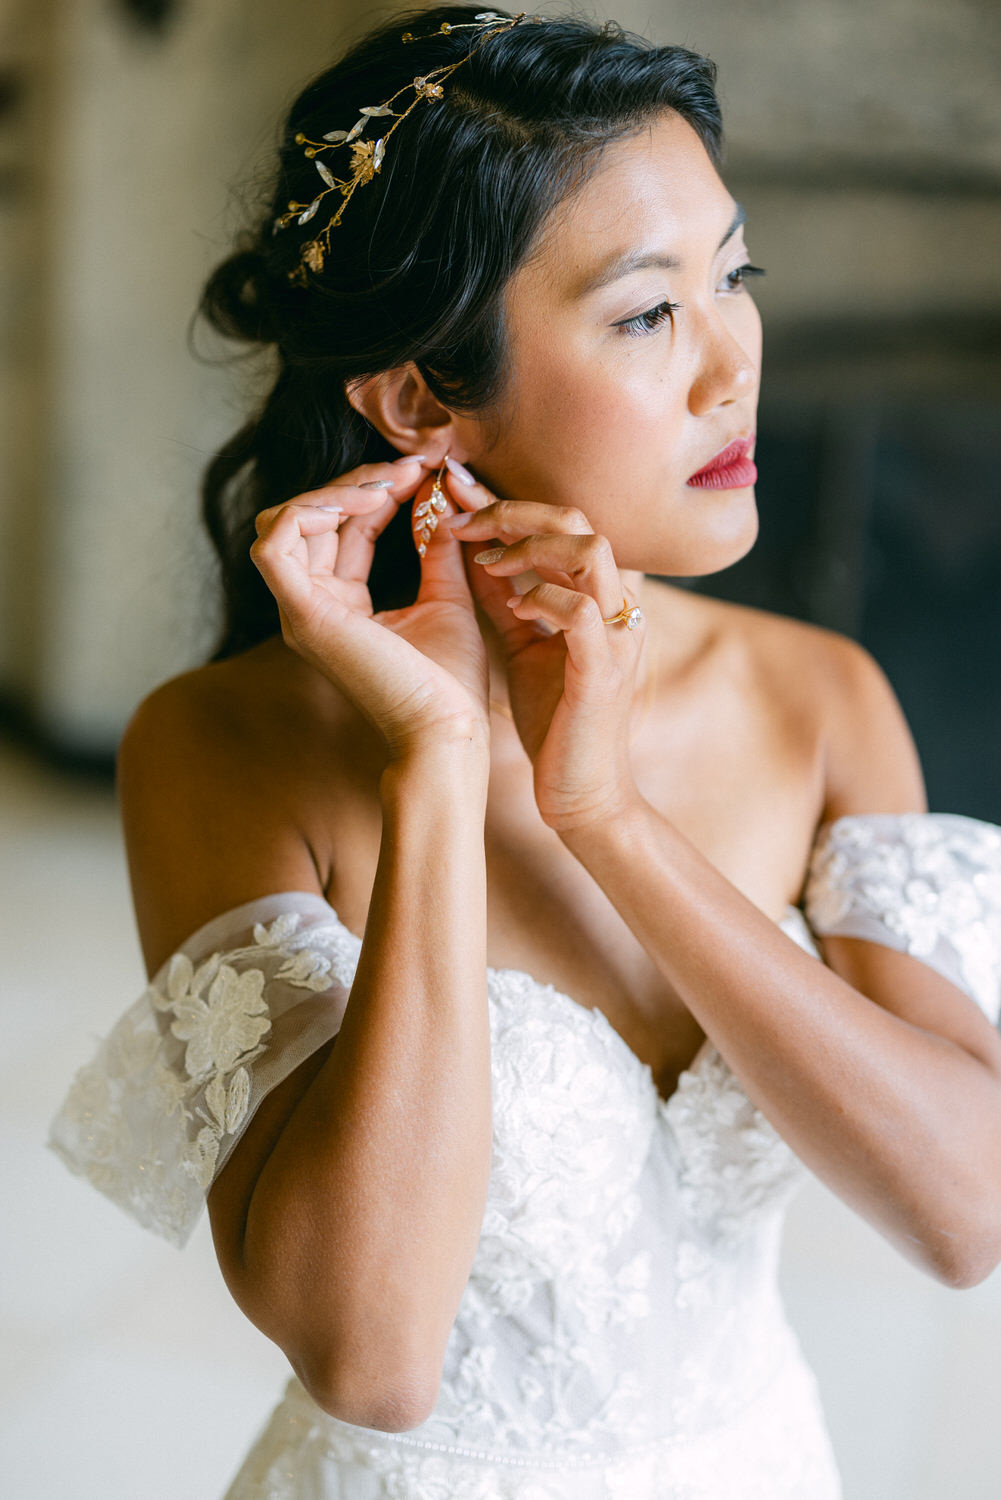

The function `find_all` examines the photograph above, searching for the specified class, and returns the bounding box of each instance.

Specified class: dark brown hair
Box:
[197,5,723,659]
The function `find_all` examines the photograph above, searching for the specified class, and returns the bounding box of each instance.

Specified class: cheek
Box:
[511,339,684,481]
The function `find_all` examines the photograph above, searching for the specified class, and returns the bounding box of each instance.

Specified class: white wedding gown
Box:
[48,812,1001,1498]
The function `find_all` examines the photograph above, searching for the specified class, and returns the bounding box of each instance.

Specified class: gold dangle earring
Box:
[413,454,449,557]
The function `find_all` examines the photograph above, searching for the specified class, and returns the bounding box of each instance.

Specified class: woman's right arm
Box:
[226,738,491,1434]
[119,689,491,1435]
[120,460,496,1432]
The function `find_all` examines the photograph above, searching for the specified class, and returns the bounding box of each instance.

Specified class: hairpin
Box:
[274,11,548,284]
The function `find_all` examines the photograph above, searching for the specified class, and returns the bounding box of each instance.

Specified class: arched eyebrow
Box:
[570,201,747,299]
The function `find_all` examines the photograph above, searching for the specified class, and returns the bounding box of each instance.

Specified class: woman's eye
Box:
[614,299,681,338]
[721,263,766,293]
[612,266,765,338]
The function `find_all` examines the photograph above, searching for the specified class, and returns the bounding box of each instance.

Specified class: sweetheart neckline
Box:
[479,956,717,1110]
[480,906,812,1111]
[163,880,840,1109]
[239,893,807,1112]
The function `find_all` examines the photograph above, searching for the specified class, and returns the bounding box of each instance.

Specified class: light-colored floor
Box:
[2,736,1000,1499]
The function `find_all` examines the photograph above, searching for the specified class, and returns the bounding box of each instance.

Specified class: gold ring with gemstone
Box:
[602,599,644,630]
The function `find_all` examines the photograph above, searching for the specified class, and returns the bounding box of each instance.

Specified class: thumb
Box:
[413,476,475,608]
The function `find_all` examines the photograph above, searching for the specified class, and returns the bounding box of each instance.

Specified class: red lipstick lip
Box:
[686,434,756,487]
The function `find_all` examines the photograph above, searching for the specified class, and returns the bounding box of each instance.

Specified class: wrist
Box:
[381,733,491,804]
[551,785,647,849]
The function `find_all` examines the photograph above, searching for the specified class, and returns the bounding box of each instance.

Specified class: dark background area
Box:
[685,315,1001,822]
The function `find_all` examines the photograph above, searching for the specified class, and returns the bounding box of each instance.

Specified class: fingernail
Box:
[392,453,427,465]
[444,456,476,485]
[474,547,506,565]
[442,512,474,528]
[318,505,343,513]
[359,479,394,490]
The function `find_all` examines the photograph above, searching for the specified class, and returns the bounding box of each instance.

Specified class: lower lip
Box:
[686,458,758,490]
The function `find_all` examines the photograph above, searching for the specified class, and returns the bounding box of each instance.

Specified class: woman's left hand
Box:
[438,469,646,834]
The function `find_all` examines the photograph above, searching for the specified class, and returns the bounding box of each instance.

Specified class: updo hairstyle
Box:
[198,5,723,659]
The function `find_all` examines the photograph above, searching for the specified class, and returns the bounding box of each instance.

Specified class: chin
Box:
[626,488,759,577]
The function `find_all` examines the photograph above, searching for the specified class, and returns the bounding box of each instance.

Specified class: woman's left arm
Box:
[443,479,1001,1290]
[559,636,1001,1290]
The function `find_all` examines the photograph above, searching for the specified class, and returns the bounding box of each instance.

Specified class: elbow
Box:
[921,1208,1001,1290]
[295,1348,441,1432]
[933,1239,1001,1291]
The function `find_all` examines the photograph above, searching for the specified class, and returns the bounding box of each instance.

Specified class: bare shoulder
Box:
[117,637,364,979]
[645,576,850,713]
[650,582,927,821]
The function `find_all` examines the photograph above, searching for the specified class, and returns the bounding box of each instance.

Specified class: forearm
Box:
[243,740,491,1418]
[561,798,1001,1286]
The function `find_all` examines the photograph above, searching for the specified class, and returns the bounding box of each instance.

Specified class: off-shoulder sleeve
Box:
[803,813,1001,1026]
[47,892,361,1249]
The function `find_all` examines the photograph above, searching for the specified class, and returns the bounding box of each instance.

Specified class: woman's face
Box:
[455,109,763,578]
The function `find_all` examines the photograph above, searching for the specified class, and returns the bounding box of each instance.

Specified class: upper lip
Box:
[687,434,755,480]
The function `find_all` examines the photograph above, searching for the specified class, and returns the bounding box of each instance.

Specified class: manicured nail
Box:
[444,456,476,485]
[474,547,506,565]
[442,512,474,528]
[359,479,394,490]
[392,453,427,464]
[318,505,343,513]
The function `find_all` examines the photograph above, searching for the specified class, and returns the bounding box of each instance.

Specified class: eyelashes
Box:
[614,263,767,339]
[724,263,766,291]
[616,300,681,337]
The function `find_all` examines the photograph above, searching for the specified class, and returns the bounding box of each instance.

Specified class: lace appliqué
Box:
[223,1363,842,1500]
[423,969,658,1457]
[804,813,1001,1024]
[664,1048,804,1256]
[47,910,347,1247]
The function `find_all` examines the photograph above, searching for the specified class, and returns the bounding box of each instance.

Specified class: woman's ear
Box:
[345,363,458,459]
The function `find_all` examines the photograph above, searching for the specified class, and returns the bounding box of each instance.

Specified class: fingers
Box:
[252,456,432,595]
[332,491,398,584]
[253,455,430,528]
[474,531,622,617]
[332,455,432,580]
[505,580,629,681]
[441,491,624,619]
[439,495,593,542]
[249,501,351,621]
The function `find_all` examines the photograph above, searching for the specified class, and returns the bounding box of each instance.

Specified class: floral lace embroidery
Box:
[48,910,347,1246]
[663,907,819,1330]
[663,1048,804,1251]
[223,1361,841,1500]
[421,968,659,1457]
[53,814,1001,1496]
[804,813,1001,1023]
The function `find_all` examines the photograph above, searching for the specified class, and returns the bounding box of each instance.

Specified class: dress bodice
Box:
[47,811,1001,1498]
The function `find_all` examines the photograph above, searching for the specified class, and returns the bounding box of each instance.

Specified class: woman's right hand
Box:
[250,456,490,757]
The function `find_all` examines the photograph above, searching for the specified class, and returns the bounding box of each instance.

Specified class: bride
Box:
[49,7,1001,1497]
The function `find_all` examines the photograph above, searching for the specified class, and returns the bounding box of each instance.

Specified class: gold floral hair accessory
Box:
[274,10,548,285]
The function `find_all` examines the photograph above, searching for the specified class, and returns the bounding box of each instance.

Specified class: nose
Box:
[687,313,757,417]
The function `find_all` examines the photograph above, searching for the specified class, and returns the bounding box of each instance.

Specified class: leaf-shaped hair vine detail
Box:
[275,11,549,285]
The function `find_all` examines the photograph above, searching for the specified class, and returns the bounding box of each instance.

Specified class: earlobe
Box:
[344,363,455,456]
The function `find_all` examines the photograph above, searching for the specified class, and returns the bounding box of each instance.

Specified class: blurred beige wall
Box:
[1,0,999,751]
[1,0,407,751]
[613,0,1001,345]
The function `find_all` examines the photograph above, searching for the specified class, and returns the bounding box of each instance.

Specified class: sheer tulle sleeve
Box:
[47,892,361,1248]
[802,813,1001,1026]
